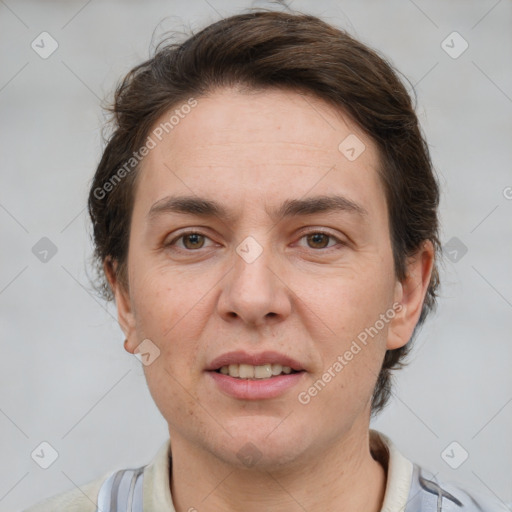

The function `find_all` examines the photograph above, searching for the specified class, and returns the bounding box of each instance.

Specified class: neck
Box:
[169,426,387,512]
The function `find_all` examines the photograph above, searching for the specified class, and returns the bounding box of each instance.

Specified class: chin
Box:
[210,418,310,469]
[216,440,306,471]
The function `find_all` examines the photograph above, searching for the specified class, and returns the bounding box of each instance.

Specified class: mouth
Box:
[214,363,302,380]
[206,351,306,400]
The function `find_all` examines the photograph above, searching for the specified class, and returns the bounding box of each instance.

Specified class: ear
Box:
[104,258,137,355]
[386,240,435,350]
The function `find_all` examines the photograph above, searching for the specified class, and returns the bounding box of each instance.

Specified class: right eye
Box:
[166,231,215,251]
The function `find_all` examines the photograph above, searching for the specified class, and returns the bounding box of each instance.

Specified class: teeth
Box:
[218,363,297,379]
[239,364,254,379]
[271,364,282,376]
[254,364,272,379]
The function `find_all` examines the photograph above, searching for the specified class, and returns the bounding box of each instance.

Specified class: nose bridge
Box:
[218,232,291,326]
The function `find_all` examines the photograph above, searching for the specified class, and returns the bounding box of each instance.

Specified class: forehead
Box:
[134,87,386,222]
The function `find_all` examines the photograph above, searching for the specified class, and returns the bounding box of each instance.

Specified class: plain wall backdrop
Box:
[1,0,511,510]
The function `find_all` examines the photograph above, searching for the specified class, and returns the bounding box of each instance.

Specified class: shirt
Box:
[24,429,507,511]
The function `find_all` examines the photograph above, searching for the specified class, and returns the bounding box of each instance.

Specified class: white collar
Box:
[142,429,413,511]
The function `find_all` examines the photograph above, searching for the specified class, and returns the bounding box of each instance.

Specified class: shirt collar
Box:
[143,430,413,511]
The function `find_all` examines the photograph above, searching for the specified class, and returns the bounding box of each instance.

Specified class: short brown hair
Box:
[88,10,440,415]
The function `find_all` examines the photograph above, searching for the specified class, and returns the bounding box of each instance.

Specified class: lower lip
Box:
[207,371,305,400]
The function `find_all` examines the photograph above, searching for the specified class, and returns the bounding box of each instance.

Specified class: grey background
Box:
[1,0,511,510]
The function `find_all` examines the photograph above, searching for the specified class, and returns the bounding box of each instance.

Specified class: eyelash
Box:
[166,229,346,252]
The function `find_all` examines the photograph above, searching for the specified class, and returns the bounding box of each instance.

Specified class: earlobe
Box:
[123,338,135,354]
[386,241,435,351]
[103,258,136,352]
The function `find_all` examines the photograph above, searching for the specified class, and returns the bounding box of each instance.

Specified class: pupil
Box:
[308,233,328,248]
[185,234,203,249]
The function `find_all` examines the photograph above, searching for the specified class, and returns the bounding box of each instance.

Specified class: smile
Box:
[216,363,299,380]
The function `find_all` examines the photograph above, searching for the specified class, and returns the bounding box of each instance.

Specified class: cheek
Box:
[129,262,224,384]
[298,276,392,419]
[132,268,208,417]
[142,358,212,437]
[316,263,394,336]
[303,257,395,397]
[130,259,188,329]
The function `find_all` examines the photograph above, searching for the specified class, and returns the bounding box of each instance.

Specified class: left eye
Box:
[298,232,343,250]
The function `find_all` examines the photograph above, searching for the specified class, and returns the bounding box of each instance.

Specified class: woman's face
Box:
[112,87,427,469]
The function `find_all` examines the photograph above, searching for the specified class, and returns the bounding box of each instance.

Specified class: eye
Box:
[167,231,215,250]
[297,231,345,250]
[165,229,345,252]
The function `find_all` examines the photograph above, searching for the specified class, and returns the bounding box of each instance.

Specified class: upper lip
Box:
[206,350,305,372]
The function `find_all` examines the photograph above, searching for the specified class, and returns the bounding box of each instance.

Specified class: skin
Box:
[107,87,434,512]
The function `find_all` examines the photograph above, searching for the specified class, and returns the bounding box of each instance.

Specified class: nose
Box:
[217,239,292,328]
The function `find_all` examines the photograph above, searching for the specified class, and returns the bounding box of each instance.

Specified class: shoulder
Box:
[23,473,108,512]
[23,439,171,512]
[371,430,508,512]
[407,464,509,512]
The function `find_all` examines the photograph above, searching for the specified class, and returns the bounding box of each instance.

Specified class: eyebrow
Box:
[147,194,368,223]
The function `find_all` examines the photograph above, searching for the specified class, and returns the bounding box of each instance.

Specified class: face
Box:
[112,87,432,470]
